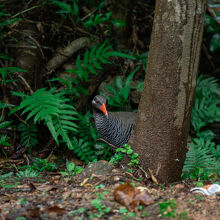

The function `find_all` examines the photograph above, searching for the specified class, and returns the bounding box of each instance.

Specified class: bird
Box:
[92,95,137,148]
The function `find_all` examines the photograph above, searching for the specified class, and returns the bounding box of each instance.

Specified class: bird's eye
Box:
[95,100,99,104]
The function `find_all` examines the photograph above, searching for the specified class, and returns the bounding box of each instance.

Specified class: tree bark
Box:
[129,0,207,183]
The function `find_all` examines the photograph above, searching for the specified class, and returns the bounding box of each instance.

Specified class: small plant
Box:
[178,211,188,219]
[196,181,204,187]
[0,172,19,188]
[18,198,29,206]
[119,208,128,214]
[0,66,26,85]
[19,158,57,172]
[182,75,220,180]
[159,199,176,218]
[32,158,57,172]
[116,144,139,167]
[182,137,219,180]
[194,195,205,201]
[16,217,26,220]
[109,152,124,165]
[16,169,41,178]
[95,184,106,189]
[49,76,88,101]
[68,207,86,217]
[49,0,79,18]
[18,121,38,153]
[67,41,135,82]
[60,160,83,176]
[84,12,112,30]
[102,67,139,108]
[191,75,220,133]
[0,116,11,146]
[89,193,111,218]
[70,112,112,163]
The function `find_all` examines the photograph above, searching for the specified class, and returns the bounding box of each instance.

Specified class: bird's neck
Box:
[93,108,108,129]
[93,108,107,120]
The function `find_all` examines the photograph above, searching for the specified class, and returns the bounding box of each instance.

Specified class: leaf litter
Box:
[0,160,219,219]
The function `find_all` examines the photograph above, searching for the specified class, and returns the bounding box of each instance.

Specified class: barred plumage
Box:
[92,95,137,148]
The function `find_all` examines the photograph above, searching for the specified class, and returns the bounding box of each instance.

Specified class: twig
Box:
[138,165,149,179]
[13,29,45,60]
[97,138,117,149]
[81,8,97,21]
[10,5,41,19]
[16,72,34,94]
[26,34,45,59]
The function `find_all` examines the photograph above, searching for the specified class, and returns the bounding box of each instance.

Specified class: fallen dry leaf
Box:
[80,178,89,186]
[148,168,158,184]
[175,184,184,189]
[113,182,154,212]
[37,184,56,192]
[29,208,41,218]
[46,205,65,218]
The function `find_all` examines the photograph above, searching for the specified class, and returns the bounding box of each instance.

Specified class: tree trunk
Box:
[129,0,207,183]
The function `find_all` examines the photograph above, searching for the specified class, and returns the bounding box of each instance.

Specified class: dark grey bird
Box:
[92,95,137,148]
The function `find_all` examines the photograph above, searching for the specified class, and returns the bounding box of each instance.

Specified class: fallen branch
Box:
[46,37,92,74]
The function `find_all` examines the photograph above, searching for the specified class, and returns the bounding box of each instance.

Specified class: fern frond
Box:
[0,101,14,109]
[12,88,78,149]
[71,137,97,163]
[18,121,38,152]
[191,75,220,132]
[196,75,220,97]
[0,116,11,146]
[182,138,219,180]
[70,42,135,81]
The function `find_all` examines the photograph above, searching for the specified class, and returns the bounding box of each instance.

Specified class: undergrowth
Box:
[0,1,219,182]
[182,75,220,180]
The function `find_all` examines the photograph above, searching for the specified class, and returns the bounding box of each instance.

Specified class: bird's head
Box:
[92,95,108,117]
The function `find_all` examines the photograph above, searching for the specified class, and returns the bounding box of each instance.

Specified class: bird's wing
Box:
[110,111,137,127]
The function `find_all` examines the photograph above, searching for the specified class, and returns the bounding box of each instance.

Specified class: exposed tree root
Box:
[46,37,92,74]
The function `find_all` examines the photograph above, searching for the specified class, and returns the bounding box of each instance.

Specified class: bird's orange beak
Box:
[99,103,108,117]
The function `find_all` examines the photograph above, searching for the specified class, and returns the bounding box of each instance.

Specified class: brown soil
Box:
[0,160,219,220]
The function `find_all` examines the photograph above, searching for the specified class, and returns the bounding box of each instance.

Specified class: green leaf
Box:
[210,33,220,52]
[114,76,123,90]
[73,1,79,16]
[51,0,72,13]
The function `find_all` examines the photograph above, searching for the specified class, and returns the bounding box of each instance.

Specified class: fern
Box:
[16,169,41,178]
[0,67,26,85]
[71,137,97,163]
[102,67,139,108]
[18,121,38,153]
[11,88,78,149]
[84,12,112,30]
[182,138,220,180]
[49,75,89,100]
[67,41,135,82]
[70,112,112,163]
[0,116,11,146]
[191,75,220,132]
[0,7,20,28]
[183,75,220,180]
[49,0,79,17]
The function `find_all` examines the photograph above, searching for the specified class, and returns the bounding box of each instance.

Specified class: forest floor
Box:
[0,160,219,220]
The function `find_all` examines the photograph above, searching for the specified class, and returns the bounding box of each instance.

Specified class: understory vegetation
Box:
[0,0,220,184]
